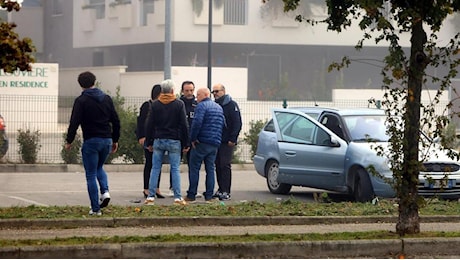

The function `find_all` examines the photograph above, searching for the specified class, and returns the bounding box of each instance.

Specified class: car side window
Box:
[264,119,275,132]
[275,112,316,144]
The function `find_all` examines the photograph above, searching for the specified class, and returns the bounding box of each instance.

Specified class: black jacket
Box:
[145,93,190,148]
[66,88,120,143]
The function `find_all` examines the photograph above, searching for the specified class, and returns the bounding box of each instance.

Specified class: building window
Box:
[88,0,105,19]
[51,0,63,16]
[224,0,247,25]
[140,0,154,26]
[93,51,104,66]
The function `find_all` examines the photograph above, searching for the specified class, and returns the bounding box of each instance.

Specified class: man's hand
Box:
[64,143,71,150]
[228,141,236,147]
[182,146,190,153]
[111,142,119,153]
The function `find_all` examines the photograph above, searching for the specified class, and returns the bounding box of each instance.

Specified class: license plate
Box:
[426,179,454,189]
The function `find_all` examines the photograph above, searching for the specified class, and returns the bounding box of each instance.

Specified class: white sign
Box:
[0,63,59,96]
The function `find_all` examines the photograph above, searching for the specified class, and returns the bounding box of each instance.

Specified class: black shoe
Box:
[212,191,222,198]
[219,192,231,201]
[156,192,165,199]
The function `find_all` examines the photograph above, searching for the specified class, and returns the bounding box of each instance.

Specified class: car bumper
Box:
[253,155,266,178]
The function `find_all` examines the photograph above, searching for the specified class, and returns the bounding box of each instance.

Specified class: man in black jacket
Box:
[212,83,242,201]
[144,79,190,205]
[65,71,120,216]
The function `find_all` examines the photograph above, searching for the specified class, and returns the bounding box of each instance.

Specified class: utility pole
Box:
[164,0,171,80]
[207,0,212,90]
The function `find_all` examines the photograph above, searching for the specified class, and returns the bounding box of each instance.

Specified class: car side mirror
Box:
[330,136,340,147]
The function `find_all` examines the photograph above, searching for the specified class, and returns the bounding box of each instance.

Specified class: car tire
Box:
[353,168,374,202]
[266,160,291,194]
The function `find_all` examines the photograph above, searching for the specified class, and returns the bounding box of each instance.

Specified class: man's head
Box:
[196,87,210,103]
[78,71,96,89]
[212,83,226,99]
[181,81,195,99]
[161,79,175,94]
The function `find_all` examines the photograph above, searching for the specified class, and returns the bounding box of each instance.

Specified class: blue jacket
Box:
[190,97,225,146]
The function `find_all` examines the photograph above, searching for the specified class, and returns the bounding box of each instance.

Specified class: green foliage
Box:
[107,86,143,164]
[243,119,267,159]
[0,0,36,73]
[278,0,460,236]
[60,132,81,164]
[17,128,41,164]
[439,123,460,150]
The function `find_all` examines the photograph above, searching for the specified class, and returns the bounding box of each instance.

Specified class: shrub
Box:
[107,86,144,164]
[17,128,41,164]
[60,132,82,164]
[243,119,267,159]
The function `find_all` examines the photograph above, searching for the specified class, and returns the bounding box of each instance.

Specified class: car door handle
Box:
[285,151,296,157]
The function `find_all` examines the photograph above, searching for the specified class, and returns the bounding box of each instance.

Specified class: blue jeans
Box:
[81,137,112,212]
[187,142,219,200]
[148,139,182,199]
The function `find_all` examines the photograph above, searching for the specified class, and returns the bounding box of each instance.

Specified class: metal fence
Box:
[0,95,449,164]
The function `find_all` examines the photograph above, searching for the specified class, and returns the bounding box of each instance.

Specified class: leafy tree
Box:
[270,0,460,235]
[0,0,35,72]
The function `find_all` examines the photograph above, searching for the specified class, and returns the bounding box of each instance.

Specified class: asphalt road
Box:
[0,165,328,207]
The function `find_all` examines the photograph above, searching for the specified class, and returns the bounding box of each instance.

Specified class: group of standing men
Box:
[65,71,242,215]
[139,79,242,205]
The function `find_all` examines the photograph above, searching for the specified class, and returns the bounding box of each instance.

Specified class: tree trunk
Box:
[396,20,427,236]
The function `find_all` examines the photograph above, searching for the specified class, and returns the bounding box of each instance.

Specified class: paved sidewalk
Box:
[1,216,460,258]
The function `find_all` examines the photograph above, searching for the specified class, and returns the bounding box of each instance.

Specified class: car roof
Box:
[287,106,385,117]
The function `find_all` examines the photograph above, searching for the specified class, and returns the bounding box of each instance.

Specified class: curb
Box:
[2,215,460,230]
[0,163,255,173]
[1,238,460,258]
[1,216,460,258]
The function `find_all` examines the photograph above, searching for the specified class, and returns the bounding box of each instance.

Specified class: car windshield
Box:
[343,115,389,142]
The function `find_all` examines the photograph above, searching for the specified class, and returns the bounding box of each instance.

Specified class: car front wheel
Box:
[353,168,374,202]
[266,160,291,194]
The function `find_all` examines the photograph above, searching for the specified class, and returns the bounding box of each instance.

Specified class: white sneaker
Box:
[89,209,102,216]
[173,198,187,205]
[144,197,155,205]
[100,192,111,208]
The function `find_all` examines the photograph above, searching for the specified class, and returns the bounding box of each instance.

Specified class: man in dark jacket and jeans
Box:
[185,87,225,203]
[144,79,190,205]
[212,83,242,201]
[65,71,120,216]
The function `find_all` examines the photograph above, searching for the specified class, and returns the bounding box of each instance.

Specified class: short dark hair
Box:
[181,81,195,91]
[77,71,96,89]
[151,84,161,100]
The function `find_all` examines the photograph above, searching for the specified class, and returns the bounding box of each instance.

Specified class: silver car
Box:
[253,107,460,201]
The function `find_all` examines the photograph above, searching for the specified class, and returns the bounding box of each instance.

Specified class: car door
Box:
[271,108,348,191]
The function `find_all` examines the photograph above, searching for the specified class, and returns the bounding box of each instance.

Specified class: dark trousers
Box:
[215,144,234,194]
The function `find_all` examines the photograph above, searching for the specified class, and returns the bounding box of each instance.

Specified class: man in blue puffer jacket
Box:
[185,87,225,203]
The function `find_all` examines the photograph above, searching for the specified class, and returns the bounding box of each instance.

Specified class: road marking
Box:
[8,196,49,207]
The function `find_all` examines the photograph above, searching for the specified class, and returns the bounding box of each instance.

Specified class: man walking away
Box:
[144,79,190,205]
[185,88,225,203]
[212,83,242,201]
[65,71,120,216]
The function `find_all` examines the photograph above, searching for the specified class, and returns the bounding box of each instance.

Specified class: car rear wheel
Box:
[266,160,291,194]
[353,168,374,202]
